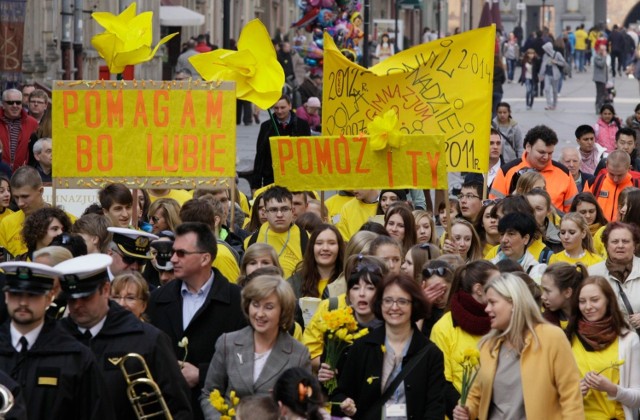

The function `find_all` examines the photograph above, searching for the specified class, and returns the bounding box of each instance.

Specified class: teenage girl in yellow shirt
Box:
[540,262,588,329]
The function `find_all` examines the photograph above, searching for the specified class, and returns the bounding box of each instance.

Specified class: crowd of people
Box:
[5,18,640,420]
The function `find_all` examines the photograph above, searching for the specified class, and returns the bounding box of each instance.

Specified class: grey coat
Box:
[200,326,311,419]
[539,42,566,81]
[593,54,609,83]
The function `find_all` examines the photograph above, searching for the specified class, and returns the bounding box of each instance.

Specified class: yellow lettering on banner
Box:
[322,26,495,173]
[53,84,237,179]
[270,134,447,191]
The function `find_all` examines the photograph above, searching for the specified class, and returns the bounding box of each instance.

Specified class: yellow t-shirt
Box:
[335,198,378,241]
[548,251,604,267]
[430,311,483,392]
[485,237,548,262]
[572,336,624,420]
[317,278,329,297]
[238,191,250,216]
[593,225,607,259]
[326,193,356,224]
[0,208,14,225]
[302,294,348,359]
[148,189,193,206]
[211,243,240,283]
[244,223,306,278]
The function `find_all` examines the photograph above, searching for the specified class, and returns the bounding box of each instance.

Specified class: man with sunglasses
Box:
[57,254,193,420]
[0,89,38,172]
[106,227,159,280]
[146,222,246,420]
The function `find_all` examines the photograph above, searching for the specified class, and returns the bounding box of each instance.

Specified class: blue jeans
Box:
[525,79,534,107]
[506,58,517,81]
[575,49,586,71]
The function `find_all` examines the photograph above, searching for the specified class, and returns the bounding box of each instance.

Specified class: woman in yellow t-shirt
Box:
[541,262,588,329]
[287,224,345,300]
[549,212,603,267]
[567,277,640,420]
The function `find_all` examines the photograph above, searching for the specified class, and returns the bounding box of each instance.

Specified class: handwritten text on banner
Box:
[270,134,447,190]
[322,26,495,173]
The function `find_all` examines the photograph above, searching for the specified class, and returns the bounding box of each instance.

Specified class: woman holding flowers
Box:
[200,275,311,419]
[304,255,386,372]
[453,273,584,420]
[566,276,640,419]
[332,273,445,419]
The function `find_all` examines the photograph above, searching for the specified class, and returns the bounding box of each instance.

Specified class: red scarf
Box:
[577,316,618,351]
[450,291,491,336]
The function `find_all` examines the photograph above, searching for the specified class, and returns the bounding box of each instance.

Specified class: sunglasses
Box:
[150,216,161,223]
[482,198,502,207]
[422,267,450,278]
[351,254,382,276]
[3,101,21,106]
[50,233,71,246]
[418,243,434,260]
[171,248,207,258]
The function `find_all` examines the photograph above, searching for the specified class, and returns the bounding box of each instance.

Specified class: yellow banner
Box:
[322,26,495,173]
[270,134,447,190]
[52,81,236,188]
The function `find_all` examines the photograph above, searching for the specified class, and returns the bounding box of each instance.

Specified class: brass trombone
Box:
[0,384,14,420]
[117,353,173,420]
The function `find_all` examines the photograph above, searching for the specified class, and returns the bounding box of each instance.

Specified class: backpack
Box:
[246,226,309,255]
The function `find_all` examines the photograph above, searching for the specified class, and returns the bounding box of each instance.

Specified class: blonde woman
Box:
[548,212,603,266]
[414,210,438,245]
[442,218,483,262]
[514,171,546,195]
[453,273,584,420]
[147,198,181,234]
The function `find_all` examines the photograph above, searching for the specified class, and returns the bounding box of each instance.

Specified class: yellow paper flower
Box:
[367,109,406,152]
[366,376,379,384]
[381,344,386,354]
[190,19,285,110]
[178,337,189,348]
[91,3,178,74]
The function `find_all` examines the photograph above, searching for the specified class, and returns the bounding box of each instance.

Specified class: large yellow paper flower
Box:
[91,3,178,74]
[189,19,284,110]
[367,109,406,151]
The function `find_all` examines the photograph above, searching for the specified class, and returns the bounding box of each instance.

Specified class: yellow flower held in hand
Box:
[190,19,284,110]
[366,376,379,385]
[91,2,178,74]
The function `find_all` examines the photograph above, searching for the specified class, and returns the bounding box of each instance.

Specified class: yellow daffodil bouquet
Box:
[458,348,480,407]
[321,306,369,394]
[209,389,240,420]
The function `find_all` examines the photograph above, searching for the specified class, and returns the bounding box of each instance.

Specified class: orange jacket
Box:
[585,172,638,221]
[490,153,578,213]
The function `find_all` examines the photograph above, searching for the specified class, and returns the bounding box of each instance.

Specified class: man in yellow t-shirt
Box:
[574,24,588,72]
[335,190,379,241]
[244,186,308,278]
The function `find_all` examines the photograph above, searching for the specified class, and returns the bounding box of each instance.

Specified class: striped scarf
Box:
[2,116,21,165]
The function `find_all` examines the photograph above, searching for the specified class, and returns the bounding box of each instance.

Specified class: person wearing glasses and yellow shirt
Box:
[244,186,309,278]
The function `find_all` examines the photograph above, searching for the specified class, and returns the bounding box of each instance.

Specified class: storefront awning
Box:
[159,6,205,27]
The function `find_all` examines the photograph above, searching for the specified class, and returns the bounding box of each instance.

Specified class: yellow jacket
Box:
[430,311,483,392]
[466,323,584,420]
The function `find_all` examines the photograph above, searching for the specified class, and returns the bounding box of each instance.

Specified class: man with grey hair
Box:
[31,137,52,183]
[0,88,39,171]
[561,146,593,192]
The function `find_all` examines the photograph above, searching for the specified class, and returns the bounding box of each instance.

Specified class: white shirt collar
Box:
[11,321,44,351]
[78,314,108,338]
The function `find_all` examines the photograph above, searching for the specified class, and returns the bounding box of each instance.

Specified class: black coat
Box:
[146,269,246,419]
[58,302,192,420]
[0,368,27,420]
[250,115,311,189]
[0,320,115,420]
[331,325,445,420]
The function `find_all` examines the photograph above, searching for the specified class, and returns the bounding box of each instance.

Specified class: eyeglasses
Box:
[422,267,450,279]
[381,297,412,308]
[29,100,46,105]
[482,198,502,207]
[517,167,538,176]
[266,206,291,215]
[171,248,208,258]
[457,193,481,201]
[111,295,141,304]
[3,101,21,106]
